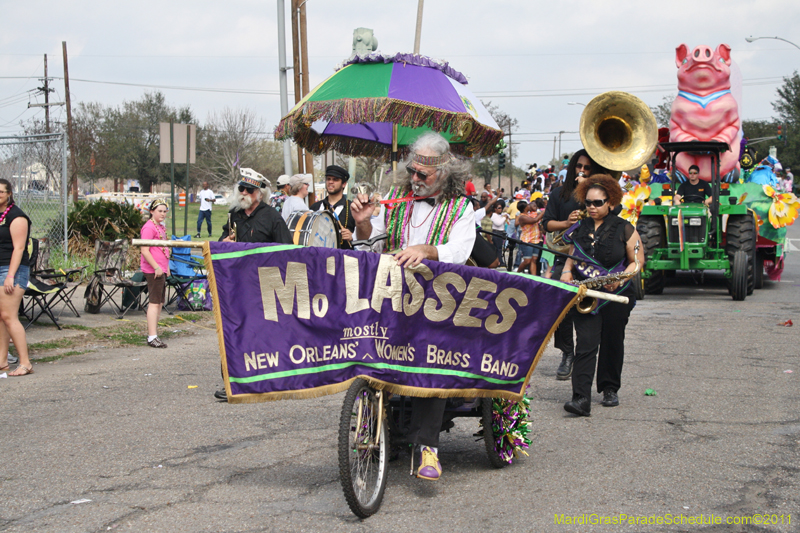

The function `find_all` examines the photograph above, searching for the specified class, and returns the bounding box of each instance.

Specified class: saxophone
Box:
[227,213,237,242]
[573,242,641,314]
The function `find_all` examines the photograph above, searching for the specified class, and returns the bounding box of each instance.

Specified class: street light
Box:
[745,35,800,50]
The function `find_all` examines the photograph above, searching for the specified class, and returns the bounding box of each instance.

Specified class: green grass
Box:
[167,201,230,240]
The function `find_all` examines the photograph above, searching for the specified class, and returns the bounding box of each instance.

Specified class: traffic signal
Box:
[777,124,783,141]
[498,151,506,169]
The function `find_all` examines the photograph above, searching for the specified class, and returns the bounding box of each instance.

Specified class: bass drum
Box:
[286,210,339,248]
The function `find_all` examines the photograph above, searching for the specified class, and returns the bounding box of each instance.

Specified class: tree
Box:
[650,95,675,128]
[195,107,269,189]
[772,71,800,172]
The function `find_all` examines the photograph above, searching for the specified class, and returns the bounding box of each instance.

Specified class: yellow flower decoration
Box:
[639,165,650,184]
[620,184,651,226]
[763,185,800,229]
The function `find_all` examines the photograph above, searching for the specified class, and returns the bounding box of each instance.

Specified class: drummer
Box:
[310,165,356,250]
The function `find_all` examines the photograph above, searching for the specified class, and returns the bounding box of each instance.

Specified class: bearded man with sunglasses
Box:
[350,132,475,482]
[214,172,292,401]
[220,173,292,244]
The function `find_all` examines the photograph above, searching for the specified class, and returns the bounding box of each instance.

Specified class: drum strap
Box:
[292,212,310,245]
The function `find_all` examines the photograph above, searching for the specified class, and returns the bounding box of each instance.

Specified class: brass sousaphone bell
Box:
[579,91,658,177]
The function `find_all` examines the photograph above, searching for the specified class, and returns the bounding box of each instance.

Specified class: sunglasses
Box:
[585,198,608,208]
[575,163,592,171]
[406,166,434,180]
[238,185,257,193]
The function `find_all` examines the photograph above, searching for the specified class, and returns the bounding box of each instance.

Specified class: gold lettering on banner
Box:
[423,272,466,322]
[344,255,370,314]
[258,263,310,321]
[371,255,403,313]
[326,256,336,275]
[403,263,433,316]
[312,294,329,317]
[485,288,527,334]
[453,277,497,328]
[244,351,280,371]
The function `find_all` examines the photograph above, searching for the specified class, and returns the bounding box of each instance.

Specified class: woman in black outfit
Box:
[541,149,609,380]
[559,174,644,416]
[0,179,33,376]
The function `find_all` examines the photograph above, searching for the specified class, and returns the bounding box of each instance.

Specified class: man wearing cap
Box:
[310,165,355,249]
[215,171,292,401]
[220,172,292,245]
[351,131,475,482]
[196,181,216,238]
[270,174,291,211]
[281,174,313,223]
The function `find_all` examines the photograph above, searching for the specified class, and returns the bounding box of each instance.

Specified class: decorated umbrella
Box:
[274,53,503,162]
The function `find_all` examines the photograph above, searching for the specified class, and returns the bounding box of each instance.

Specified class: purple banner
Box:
[204,242,581,404]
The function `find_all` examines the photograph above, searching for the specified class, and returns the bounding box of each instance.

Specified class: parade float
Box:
[620,43,799,299]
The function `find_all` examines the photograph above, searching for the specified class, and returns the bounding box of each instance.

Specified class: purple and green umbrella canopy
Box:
[274,53,503,160]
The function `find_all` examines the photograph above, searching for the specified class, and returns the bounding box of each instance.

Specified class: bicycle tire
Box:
[338,378,389,518]
[481,398,509,469]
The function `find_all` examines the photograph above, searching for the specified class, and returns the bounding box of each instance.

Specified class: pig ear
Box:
[716,44,731,64]
[675,44,689,68]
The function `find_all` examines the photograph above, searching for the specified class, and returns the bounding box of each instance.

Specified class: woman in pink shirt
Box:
[140,199,170,348]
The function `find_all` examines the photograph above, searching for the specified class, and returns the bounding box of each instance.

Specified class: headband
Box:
[411,152,452,167]
[150,198,168,211]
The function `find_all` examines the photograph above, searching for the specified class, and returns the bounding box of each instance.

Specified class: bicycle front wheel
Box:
[338,378,389,518]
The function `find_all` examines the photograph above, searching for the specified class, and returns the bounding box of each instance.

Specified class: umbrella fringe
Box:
[275,98,503,157]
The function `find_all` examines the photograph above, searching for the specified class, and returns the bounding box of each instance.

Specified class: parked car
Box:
[214,194,228,206]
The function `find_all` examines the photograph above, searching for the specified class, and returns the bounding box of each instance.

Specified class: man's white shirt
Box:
[360,200,476,265]
[198,189,215,211]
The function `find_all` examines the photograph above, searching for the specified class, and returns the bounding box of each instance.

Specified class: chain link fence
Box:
[0,132,68,258]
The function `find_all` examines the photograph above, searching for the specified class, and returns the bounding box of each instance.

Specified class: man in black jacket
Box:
[214,171,293,400]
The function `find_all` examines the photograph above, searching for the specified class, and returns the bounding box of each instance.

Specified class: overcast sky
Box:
[2,0,799,171]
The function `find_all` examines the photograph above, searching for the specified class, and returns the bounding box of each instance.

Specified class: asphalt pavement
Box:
[1,224,798,533]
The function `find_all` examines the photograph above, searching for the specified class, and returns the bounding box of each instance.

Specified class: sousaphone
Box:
[579,91,658,176]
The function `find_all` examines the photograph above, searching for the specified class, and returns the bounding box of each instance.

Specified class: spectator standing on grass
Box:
[195,181,215,238]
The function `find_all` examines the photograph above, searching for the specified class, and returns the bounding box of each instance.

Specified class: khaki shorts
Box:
[144,273,166,305]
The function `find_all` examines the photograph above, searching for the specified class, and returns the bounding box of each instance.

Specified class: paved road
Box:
[2,225,798,532]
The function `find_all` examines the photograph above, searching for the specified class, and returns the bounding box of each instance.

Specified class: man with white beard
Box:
[214,171,293,401]
[220,172,292,244]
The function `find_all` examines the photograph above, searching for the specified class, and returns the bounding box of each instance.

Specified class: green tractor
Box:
[636,141,757,301]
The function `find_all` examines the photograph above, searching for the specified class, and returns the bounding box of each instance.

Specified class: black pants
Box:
[571,298,634,399]
[407,397,447,448]
[551,260,575,356]
[491,234,506,267]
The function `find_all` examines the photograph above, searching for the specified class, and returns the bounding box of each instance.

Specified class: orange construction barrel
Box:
[179,191,186,207]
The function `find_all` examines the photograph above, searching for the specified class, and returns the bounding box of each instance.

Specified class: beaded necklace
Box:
[150,219,169,258]
[0,202,14,226]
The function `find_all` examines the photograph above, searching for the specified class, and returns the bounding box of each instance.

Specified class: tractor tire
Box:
[633,272,645,301]
[725,214,755,296]
[729,250,748,301]
[637,216,665,295]
[754,251,765,290]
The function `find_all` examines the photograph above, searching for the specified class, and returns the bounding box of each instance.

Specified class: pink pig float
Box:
[669,43,741,182]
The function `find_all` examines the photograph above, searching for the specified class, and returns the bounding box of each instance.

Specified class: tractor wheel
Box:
[632,272,645,301]
[637,216,665,295]
[729,250,748,301]
[754,251,765,290]
[725,214,755,295]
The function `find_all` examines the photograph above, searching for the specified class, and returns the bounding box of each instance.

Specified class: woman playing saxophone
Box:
[559,174,645,416]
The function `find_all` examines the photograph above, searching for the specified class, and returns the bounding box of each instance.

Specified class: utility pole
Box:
[290,0,314,204]
[290,0,303,177]
[42,54,51,134]
[413,0,424,54]
[62,41,78,202]
[277,0,293,175]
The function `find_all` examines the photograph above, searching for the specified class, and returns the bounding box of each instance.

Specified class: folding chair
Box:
[29,237,87,318]
[164,235,207,314]
[21,238,68,329]
[91,239,148,319]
